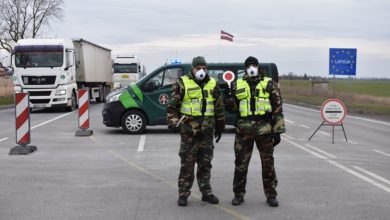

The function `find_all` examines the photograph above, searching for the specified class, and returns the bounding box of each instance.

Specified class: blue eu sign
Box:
[329,48,357,76]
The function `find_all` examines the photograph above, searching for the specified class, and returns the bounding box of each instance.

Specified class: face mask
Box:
[247,66,258,77]
[195,69,206,81]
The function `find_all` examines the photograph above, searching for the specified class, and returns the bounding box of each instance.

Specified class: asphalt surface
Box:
[0,103,389,220]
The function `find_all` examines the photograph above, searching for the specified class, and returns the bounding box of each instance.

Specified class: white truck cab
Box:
[12,38,112,111]
[12,39,78,110]
[112,55,145,89]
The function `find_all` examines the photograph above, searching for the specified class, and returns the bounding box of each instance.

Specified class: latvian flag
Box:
[220,30,233,42]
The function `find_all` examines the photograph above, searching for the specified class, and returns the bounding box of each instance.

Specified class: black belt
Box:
[239,114,271,121]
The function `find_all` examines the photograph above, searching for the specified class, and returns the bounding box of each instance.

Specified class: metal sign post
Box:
[308,99,348,144]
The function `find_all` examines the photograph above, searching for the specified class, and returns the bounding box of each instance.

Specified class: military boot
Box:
[201,194,219,204]
[231,196,244,206]
[177,196,188,206]
[266,197,279,207]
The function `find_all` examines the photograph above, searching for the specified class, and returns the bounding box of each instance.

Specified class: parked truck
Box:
[12,38,112,111]
[112,55,145,89]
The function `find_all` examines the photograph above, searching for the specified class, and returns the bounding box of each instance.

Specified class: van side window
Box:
[162,68,183,88]
[142,71,163,91]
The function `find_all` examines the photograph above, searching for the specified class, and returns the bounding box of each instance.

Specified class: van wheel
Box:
[121,110,146,134]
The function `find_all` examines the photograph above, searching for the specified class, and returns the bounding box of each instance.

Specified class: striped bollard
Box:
[9,92,37,155]
[75,89,93,136]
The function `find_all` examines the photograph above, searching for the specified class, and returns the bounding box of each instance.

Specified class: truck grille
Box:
[30,99,51,104]
[29,91,52,96]
[22,76,56,85]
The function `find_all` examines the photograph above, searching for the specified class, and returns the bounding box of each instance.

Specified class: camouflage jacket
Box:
[225,74,285,135]
[167,74,225,136]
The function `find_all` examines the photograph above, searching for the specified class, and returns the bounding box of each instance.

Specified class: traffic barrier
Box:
[75,89,93,136]
[9,92,37,155]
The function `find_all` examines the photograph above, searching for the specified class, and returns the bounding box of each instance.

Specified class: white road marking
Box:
[284,103,319,113]
[283,134,296,140]
[373,150,390,157]
[327,161,390,193]
[283,137,327,159]
[285,119,295,124]
[0,137,9,142]
[31,112,74,130]
[319,131,331,136]
[137,135,146,152]
[347,115,390,126]
[304,143,336,159]
[283,137,390,193]
[0,112,75,143]
[285,103,390,126]
[352,166,390,185]
[343,139,358,144]
[300,124,310,129]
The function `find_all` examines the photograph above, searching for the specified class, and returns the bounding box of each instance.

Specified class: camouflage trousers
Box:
[233,133,278,199]
[178,132,214,197]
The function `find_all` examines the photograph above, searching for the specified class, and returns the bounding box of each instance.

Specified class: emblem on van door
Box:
[159,93,169,105]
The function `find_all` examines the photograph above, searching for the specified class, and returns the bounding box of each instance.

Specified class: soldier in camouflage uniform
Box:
[225,56,285,207]
[167,56,225,207]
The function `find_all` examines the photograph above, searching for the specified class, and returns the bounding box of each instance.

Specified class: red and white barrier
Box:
[75,89,93,136]
[78,89,89,129]
[9,92,37,155]
[15,92,30,145]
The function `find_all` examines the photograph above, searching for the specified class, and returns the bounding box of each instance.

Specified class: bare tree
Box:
[0,0,64,53]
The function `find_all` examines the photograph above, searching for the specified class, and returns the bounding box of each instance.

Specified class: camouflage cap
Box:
[244,56,259,68]
[192,56,207,68]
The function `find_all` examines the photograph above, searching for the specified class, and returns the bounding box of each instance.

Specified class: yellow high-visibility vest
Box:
[180,75,216,116]
[235,77,272,117]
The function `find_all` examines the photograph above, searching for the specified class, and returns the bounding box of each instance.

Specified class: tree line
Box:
[0,0,64,53]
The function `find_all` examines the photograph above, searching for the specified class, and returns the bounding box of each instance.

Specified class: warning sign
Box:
[222,71,235,88]
[320,99,347,124]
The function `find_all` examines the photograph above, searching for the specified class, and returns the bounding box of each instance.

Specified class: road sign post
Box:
[308,99,348,144]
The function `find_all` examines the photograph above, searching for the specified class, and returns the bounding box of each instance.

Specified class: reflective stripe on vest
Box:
[235,77,272,117]
[180,75,216,116]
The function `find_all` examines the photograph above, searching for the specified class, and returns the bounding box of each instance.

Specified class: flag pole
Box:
[218,34,221,62]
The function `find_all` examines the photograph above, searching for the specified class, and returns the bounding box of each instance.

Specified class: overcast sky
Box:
[15,0,390,77]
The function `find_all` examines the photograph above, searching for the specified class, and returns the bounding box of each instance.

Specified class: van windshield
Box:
[14,45,64,68]
[113,64,138,73]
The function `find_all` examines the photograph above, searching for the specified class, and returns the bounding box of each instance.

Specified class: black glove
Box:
[168,124,180,133]
[224,87,232,97]
[273,133,281,147]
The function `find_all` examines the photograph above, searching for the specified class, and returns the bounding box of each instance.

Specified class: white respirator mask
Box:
[195,69,206,81]
[246,66,258,77]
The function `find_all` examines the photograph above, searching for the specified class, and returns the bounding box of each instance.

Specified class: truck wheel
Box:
[67,92,77,112]
[121,110,146,134]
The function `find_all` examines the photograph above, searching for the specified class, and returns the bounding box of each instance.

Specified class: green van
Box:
[102,62,279,134]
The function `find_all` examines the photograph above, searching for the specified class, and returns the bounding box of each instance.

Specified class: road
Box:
[0,103,389,220]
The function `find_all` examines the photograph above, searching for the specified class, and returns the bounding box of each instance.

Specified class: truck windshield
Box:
[113,64,138,73]
[14,45,64,68]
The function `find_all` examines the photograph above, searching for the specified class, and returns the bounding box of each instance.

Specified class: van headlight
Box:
[105,87,127,103]
[106,93,121,103]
